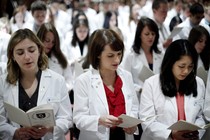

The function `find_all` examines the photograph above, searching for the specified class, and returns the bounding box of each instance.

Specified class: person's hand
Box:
[171,130,199,140]
[27,125,51,139]
[99,115,123,128]
[13,127,31,140]
[123,126,137,135]
[163,39,172,48]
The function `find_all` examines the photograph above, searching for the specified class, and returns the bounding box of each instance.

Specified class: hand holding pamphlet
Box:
[117,114,160,128]
[4,102,55,127]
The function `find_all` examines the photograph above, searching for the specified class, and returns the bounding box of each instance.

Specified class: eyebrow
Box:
[15,46,36,51]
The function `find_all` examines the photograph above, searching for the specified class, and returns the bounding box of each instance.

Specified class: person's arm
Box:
[139,76,171,139]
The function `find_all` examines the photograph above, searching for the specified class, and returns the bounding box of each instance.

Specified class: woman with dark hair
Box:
[37,22,74,92]
[121,16,164,95]
[188,25,210,71]
[103,11,118,29]
[63,18,89,64]
[73,29,139,140]
[140,39,205,140]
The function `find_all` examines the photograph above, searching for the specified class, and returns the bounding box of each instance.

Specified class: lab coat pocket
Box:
[47,97,60,114]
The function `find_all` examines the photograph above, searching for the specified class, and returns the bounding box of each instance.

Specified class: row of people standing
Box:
[1,23,208,139]
[1,21,210,140]
[1,1,210,140]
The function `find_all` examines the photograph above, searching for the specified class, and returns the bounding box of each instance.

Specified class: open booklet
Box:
[117,114,160,128]
[167,27,183,39]
[197,67,208,85]
[139,64,154,82]
[4,102,56,127]
[168,120,210,131]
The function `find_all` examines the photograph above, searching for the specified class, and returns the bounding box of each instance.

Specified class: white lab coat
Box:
[199,18,210,35]
[140,74,206,140]
[62,39,88,64]
[121,49,164,93]
[0,69,73,140]
[73,68,139,140]
[48,54,74,91]
[204,68,210,121]
[203,68,210,139]
[0,31,10,63]
[0,62,6,75]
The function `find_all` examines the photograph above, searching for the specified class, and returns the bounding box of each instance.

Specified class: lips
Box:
[25,62,33,65]
[180,75,187,79]
[112,64,119,67]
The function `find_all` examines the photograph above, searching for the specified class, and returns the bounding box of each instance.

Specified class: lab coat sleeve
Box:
[0,76,17,140]
[73,75,100,132]
[53,76,73,139]
[139,78,171,140]
[204,71,210,122]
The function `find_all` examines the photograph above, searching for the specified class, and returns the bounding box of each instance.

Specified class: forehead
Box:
[157,3,168,11]
[76,25,88,29]
[103,44,121,53]
[45,31,54,37]
[14,38,37,50]
[142,26,152,32]
[33,10,46,16]
[176,55,193,64]
[199,35,207,40]
[192,13,204,19]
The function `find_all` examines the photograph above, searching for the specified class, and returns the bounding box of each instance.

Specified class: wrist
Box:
[47,127,54,133]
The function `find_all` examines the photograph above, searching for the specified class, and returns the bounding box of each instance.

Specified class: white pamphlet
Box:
[139,65,154,82]
[118,114,159,128]
[168,120,210,131]
[168,27,183,39]
[4,102,55,127]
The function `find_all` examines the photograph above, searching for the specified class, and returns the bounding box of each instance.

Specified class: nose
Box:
[115,56,121,63]
[24,52,30,59]
[183,67,190,74]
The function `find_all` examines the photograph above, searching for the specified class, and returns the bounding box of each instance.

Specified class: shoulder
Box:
[75,68,96,82]
[145,74,160,84]
[0,73,13,91]
[42,69,65,82]
[117,67,132,78]
[196,76,205,87]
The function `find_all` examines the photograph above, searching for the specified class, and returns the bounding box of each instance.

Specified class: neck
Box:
[21,68,38,81]
[142,45,151,54]
[99,69,116,86]
[175,79,180,90]
[100,69,116,78]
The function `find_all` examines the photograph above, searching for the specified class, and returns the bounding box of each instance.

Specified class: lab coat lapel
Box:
[11,82,19,107]
[91,69,109,114]
[37,70,51,104]
[167,96,178,117]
